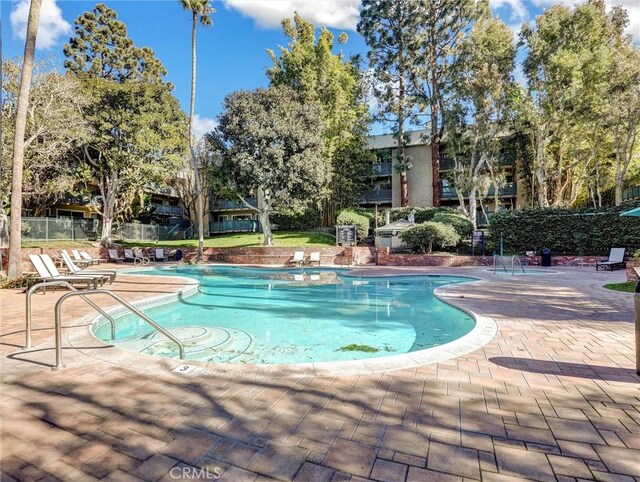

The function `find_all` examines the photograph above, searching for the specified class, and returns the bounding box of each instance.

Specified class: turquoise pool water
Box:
[93,266,476,364]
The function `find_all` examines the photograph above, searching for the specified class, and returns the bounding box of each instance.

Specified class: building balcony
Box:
[440,151,516,171]
[152,204,184,216]
[623,186,640,201]
[357,189,393,204]
[210,219,260,234]
[212,197,257,210]
[441,182,516,200]
[373,163,392,176]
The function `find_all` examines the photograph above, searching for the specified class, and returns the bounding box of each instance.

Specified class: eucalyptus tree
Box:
[445,4,516,228]
[179,0,215,261]
[2,60,89,217]
[358,0,421,207]
[268,13,372,214]
[412,0,476,207]
[64,3,188,245]
[211,87,327,246]
[7,0,42,279]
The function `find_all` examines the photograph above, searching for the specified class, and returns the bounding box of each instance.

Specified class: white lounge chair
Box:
[288,251,304,267]
[133,248,150,265]
[293,274,305,281]
[596,248,626,271]
[79,250,105,265]
[28,254,98,289]
[154,248,167,262]
[308,252,320,266]
[108,249,125,263]
[60,250,116,284]
[68,249,92,268]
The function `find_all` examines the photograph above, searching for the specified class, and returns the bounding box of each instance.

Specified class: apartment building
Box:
[358,130,522,226]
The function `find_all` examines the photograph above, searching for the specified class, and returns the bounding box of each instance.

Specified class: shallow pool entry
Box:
[93,266,477,364]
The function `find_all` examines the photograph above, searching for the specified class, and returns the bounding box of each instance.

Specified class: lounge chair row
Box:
[28,252,117,290]
[287,251,321,267]
[107,248,172,264]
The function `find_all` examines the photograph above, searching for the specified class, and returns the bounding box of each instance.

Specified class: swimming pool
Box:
[92,266,477,365]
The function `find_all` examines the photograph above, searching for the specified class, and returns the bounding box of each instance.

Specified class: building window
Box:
[56,210,84,219]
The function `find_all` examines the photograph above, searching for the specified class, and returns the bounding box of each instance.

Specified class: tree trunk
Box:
[100,190,116,246]
[430,36,441,208]
[189,13,205,261]
[259,209,273,246]
[7,0,42,279]
[398,67,408,207]
[468,187,478,230]
[400,172,408,207]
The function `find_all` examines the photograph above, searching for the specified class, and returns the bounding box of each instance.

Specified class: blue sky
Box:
[2,0,639,137]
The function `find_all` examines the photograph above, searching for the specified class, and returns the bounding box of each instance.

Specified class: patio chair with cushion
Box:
[60,250,116,284]
[108,250,125,263]
[288,251,304,267]
[133,248,150,265]
[154,248,167,262]
[596,248,626,271]
[307,252,321,266]
[79,251,105,265]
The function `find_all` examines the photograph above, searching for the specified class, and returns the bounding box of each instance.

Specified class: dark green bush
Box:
[336,209,370,242]
[400,221,460,253]
[432,212,474,239]
[487,204,640,255]
[271,208,320,230]
[389,206,459,223]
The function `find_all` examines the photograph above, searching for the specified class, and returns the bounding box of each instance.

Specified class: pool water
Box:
[93,266,476,365]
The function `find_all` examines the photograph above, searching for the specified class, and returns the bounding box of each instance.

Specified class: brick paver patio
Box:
[1,266,638,481]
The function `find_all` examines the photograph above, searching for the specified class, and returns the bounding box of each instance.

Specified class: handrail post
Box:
[54,299,65,370]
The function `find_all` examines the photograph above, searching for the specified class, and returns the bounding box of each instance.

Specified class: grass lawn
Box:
[122,231,336,248]
[22,240,95,248]
[603,282,637,293]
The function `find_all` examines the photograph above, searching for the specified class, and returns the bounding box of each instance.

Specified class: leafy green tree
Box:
[7,0,42,279]
[2,60,89,217]
[179,0,215,261]
[400,221,460,253]
[267,13,373,217]
[412,0,475,207]
[445,4,516,228]
[358,0,421,207]
[64,4,187,245]
[211,86,327,246]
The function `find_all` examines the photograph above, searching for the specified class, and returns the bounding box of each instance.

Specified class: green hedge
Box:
[336,209,370,242]
[271,208,320,230]
[400,222,460,254]
[432,212,474,239]
[389,206,459,223]
[487,205,640,255]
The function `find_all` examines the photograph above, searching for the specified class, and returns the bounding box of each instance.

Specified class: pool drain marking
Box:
[173,364,197,373]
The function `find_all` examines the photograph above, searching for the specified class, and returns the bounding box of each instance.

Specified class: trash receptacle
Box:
[175,249,183,262]
[541,247,551,267]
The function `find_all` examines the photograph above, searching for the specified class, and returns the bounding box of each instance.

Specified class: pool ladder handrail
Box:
[511,255,526,275]
[25,281,185,370]
[492,254,508,273]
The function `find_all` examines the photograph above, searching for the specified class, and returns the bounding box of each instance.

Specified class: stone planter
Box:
[627,260,640,282]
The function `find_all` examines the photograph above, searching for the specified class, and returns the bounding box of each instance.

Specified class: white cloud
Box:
[224,0,361,30]
[489,0,528,20]
[192,114,218,140]
[10,0,71,50]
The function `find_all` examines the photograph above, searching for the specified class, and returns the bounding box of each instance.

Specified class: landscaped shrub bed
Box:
[487,204,640,255]
[336,209,370,242]
[389,206,459,223]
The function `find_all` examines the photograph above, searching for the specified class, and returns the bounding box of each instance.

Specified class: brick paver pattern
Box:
[1,266,638,481]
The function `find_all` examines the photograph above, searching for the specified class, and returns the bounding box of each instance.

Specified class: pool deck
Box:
[1,265,638,481]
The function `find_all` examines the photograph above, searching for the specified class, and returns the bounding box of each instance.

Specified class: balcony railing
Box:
[441,182,516,200]
[373,163,392,176]
[152,204,184,216]
[440,151,516,170]
[358,189,393,204]
[623,186,640,201]
[213,197,257,210]
[210,220,260,234]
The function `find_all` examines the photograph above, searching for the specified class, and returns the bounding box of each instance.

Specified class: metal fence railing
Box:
[210,220,261,234]
[20,217,190,242]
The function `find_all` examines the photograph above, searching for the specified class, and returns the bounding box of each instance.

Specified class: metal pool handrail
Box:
[511,255,526,275]
[25,281,117,349]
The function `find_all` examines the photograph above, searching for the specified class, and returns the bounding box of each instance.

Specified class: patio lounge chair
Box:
[596,248,626,271]
[67,249,92,268]
[79,251,105,265]
[108,250,125,263]
[154,248,167,262]
[288,251,304,267]
[60,251,116,284]
[133,248,150,265]
[308,252,321,266]
[28,254,99,289]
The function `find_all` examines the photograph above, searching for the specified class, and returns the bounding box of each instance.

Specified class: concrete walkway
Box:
[1,266,638,481]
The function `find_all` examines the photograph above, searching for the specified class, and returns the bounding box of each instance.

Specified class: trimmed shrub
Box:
[400,221,460,254]
[432,212,474,239]
[389,206,460,223]
[336,209,370,242]
[271,208,320,230]
[487,204,640,255]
